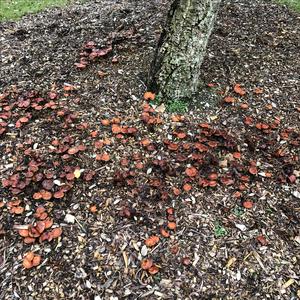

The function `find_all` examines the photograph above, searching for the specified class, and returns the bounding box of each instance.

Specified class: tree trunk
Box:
[149,0,221,101]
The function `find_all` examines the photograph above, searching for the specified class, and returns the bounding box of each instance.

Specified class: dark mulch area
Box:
[0,0,300,299]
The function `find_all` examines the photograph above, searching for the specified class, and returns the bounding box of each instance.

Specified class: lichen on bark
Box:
[149,0,221,102]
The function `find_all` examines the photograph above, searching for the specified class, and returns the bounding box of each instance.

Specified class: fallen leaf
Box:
[28,226,40,238]
[155,104,166,113]
[233,191,242,198]
[35,206,46,215]
[256,123,269,130]
[111,117,121,124]
[74,169,82,179]
[66,173,75,181]
[225,257,237,269]
[199,123,211,128]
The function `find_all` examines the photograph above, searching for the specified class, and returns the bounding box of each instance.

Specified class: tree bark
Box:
[149,0,221,101]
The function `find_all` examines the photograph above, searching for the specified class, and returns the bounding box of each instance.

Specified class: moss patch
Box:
[0,0,71,21]
[276,0,300,12]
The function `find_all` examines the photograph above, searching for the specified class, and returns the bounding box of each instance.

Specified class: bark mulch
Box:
[0,0,299,299]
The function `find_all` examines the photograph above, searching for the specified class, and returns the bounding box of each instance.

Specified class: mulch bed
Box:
[0,0,299,299]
